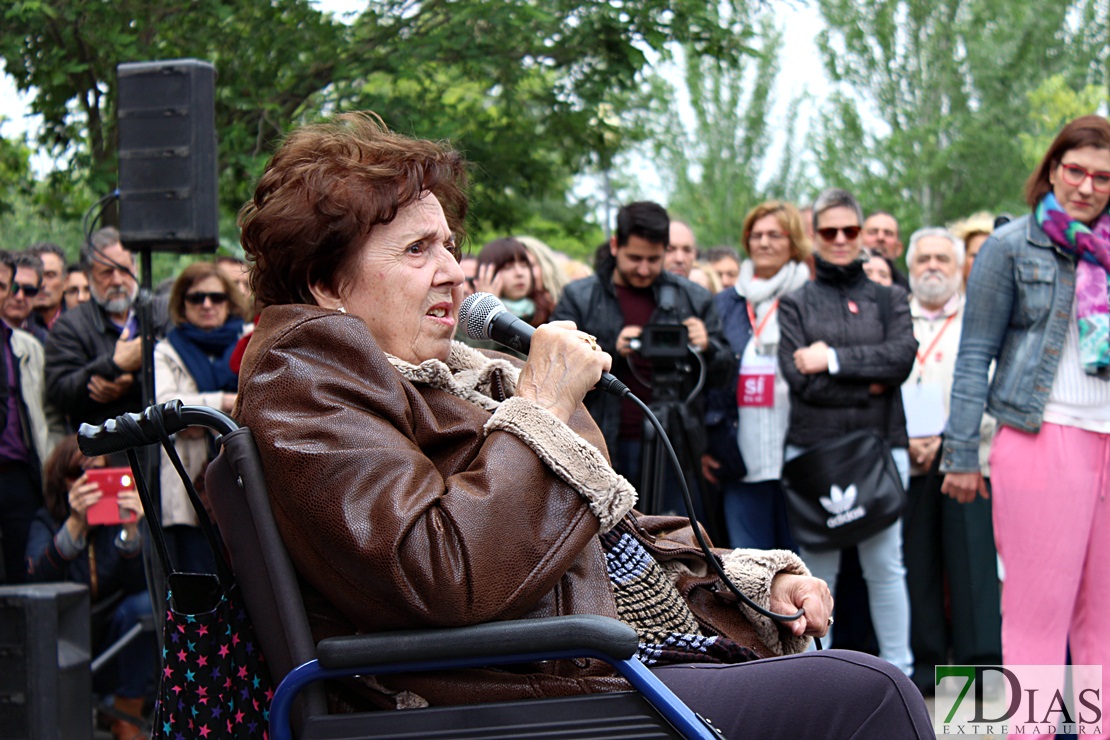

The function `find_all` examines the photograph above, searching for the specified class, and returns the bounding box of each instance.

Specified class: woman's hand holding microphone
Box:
[516,321,612,424]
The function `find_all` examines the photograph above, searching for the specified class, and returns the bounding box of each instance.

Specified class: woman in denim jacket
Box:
[942,116,1110,732]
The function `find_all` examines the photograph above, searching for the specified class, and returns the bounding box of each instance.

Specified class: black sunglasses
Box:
[816,225,862,241]
[184,291,229,306]
[12,283,40,298]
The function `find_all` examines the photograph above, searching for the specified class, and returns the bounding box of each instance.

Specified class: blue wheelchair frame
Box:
[79,402,723,740]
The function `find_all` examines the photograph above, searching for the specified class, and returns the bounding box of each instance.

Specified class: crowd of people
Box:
[3,111,1109,739]
[0,232,252,739]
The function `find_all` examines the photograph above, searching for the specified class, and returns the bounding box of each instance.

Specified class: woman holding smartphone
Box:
[25,436,154,740]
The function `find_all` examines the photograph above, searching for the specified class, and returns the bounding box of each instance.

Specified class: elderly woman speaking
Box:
[234,112,930,737]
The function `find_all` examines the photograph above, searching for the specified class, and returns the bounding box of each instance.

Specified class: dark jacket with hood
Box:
[777,257,917,449]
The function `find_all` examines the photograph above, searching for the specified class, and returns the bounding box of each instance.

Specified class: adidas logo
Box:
[821,484,867,529]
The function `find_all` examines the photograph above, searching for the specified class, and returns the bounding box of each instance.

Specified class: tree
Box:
[0,0,759,248]
[1,0,345,213]
[809,0,1110,233]
[0,126,33,217]
[637,13,785,248]
[1020,74,1110,168]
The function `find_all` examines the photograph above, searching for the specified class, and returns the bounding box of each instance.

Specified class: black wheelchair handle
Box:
[78,401,239,457]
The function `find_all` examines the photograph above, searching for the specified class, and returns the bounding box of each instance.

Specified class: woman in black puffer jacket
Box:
[777,188,918,678]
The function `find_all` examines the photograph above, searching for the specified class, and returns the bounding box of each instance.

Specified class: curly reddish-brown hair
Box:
[238,111,469,307]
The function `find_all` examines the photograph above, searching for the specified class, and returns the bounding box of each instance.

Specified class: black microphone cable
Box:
[627,394,809,627]
[460,292,822,643]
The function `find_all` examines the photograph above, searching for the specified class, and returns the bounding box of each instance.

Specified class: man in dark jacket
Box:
[552,201,733,522]
[0,251,49,584]
[44,227,169,431]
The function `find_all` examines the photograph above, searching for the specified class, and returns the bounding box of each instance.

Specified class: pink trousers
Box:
[991,422,1110,739]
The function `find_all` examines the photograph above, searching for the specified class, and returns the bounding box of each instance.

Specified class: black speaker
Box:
[0,583,92,739]
[117,59,218,253]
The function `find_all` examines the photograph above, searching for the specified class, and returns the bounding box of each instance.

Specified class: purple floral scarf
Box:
[1035,192,1110,375]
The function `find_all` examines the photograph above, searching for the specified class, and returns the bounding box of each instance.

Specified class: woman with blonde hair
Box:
[948,211,995,286]
[702,200,812,550]
[515,235,570,305]
[690,260,725,294]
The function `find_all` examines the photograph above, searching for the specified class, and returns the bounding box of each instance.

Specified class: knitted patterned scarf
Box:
[1035,192,1110,374]
[600,526,759,666]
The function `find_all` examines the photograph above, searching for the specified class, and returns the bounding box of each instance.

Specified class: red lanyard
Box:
[747,300,779,342]
[915,313,957,368]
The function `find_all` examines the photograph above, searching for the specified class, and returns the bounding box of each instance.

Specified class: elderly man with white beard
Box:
[900,227,1001,696]
[44,227,170,430]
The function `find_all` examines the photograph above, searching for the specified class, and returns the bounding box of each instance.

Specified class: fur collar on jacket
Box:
[387,340,638,533]
[384,341,520,412]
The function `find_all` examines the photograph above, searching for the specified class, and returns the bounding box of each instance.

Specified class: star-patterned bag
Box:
[155,573,272,739]
[125,427,275,739]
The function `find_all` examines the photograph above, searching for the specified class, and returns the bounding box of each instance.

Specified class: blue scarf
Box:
[167,318,244,392]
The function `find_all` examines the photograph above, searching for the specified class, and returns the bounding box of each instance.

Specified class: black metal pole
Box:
[136,247,166,651]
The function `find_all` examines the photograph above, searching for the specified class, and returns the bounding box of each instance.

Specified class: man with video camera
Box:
[553,201,733,525]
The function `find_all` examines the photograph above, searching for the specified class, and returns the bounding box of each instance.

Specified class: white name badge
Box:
[902,382,946,437]
[738,354,776,407]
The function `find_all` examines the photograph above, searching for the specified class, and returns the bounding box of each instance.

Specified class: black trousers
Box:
[0,462,40,584]
[903,473,1002,688]
[653,649,933,739]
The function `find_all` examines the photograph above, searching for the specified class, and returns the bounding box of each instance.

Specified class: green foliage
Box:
[0,190,88,257]
[1020,75,1110,168]
[0,0,754,256]
[810,0,1110,234]
[0,127,34,219]
[639,12,784,248]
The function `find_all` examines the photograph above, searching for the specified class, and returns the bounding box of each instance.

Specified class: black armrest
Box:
[316,615,638,670]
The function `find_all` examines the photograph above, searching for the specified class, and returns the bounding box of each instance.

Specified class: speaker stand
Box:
[135,246,167,652]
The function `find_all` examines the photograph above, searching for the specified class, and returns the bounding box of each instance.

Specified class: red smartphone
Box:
[85,467,140,526]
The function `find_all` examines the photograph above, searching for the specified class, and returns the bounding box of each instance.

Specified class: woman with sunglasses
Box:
[777,187,918,677]
[942,115,1110,730]
[153,262,247,572]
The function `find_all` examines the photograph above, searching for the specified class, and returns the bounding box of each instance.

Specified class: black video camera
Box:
[629,323,689,359]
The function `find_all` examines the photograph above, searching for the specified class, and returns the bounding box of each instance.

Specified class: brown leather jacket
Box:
[236,305,807,709]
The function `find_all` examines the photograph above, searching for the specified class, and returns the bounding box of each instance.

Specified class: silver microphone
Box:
[458,292,628,397]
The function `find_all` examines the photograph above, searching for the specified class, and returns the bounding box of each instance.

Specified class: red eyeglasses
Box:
[816,225,862,241]
[1059,162,1110,193]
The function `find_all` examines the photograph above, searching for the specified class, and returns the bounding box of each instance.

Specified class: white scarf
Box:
[733,259,810,349]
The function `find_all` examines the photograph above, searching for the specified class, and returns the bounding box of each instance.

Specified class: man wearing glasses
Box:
[2,253,49,344]
[44,226,169,431]
[0,250,48,584]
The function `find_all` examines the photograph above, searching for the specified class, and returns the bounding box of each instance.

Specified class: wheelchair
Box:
[79,402,723,739]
